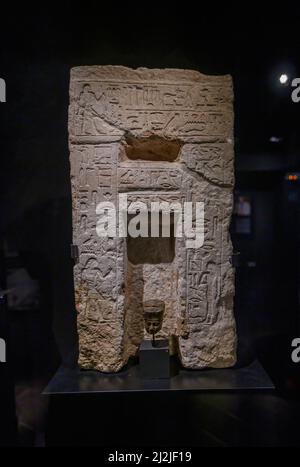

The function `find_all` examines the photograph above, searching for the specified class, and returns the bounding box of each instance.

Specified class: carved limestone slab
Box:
[69,66,237,372]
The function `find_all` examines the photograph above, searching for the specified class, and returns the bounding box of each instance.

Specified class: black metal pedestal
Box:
[139,339,170,379]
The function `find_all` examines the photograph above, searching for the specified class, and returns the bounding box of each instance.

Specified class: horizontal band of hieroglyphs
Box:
[118,168,182,190]
[71,82,233,137]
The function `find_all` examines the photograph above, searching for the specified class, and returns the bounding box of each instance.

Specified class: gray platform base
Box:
[43,359,274,395]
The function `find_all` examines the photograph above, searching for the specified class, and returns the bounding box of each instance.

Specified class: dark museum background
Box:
[1,6,300,446]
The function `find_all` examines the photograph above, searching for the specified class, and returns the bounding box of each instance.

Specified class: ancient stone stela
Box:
[69,66,237,372]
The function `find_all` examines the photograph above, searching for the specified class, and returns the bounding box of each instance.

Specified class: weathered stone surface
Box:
[69,65,237,372]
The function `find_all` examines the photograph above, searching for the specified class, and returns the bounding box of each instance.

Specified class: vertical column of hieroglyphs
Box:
[69,71,126,371]
[178,79,236,368]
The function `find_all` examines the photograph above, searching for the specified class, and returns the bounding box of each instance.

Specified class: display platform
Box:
[43,359,274,394]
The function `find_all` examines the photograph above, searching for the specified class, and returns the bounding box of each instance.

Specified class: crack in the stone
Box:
[180,163,233,189]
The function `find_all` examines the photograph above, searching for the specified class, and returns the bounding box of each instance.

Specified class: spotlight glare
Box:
[279,74,288,84]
